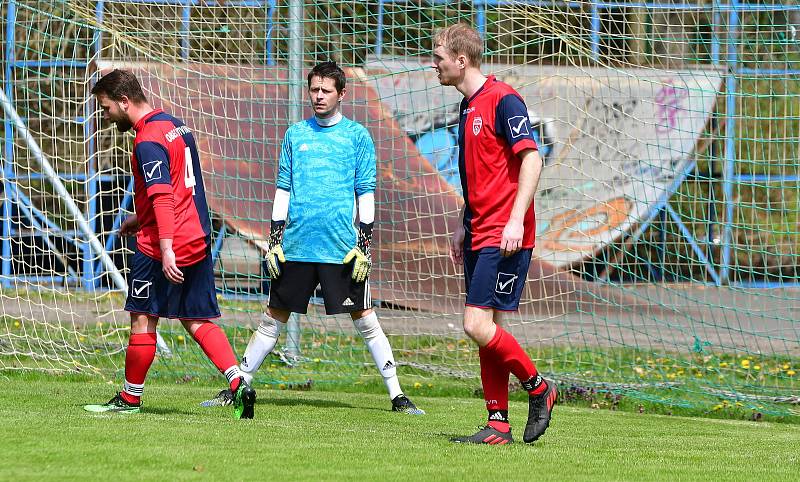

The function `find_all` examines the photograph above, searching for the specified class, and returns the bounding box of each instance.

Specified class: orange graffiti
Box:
[540,197,631,252]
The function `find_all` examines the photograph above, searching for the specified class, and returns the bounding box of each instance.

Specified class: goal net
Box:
[1,0,798,414]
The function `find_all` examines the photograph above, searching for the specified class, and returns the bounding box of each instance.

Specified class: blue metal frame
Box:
[2,0,18,289]
[3,0,799,290]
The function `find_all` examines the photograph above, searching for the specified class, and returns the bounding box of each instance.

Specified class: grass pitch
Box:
[1,375,798,481]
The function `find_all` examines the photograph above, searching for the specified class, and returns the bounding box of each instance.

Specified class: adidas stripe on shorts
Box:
[265,261,372,315]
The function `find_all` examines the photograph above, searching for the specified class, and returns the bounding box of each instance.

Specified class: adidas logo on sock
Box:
[383,360,395,371]
[522,374,543,391]
[343,298,354,306]
[488,409,509,423]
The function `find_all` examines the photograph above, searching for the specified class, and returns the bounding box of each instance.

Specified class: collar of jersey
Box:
[314,111,343,127]
[465,75,497,105]
[134,109,164,132]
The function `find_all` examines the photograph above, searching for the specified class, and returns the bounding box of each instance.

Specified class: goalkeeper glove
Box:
[266,220,286,279]
[343,222,373,283]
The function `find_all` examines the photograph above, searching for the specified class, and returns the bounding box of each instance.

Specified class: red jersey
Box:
[457,76,539,251]
[131,109,211,266]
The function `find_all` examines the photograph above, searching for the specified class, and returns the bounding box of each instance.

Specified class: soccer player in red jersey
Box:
[82,69,256,419]
[433,24,557,444]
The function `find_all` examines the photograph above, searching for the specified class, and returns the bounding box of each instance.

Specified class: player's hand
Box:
[501,218,524,257]
[450,224,465,266]
[266,220,286,278]
[266,244,286,279]
[119,215,139,236]
[343,247,371,283]
[161,248,184,284]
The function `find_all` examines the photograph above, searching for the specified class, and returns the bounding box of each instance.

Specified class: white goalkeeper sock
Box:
[353,311,403,400]
[239,313,284,384]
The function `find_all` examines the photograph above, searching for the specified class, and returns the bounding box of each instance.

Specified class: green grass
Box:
[4,323,800,420]
[1,375,799,481]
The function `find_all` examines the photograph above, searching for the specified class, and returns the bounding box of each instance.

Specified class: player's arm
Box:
[503,148,543,256]
[343,129,377,283]
[344,192,374,282]
[450,205,466,266]
[119,213,139,236]
[495,93,542,257]
[265,189,288,278]
[135,140,183,283]
[266,132,292,278]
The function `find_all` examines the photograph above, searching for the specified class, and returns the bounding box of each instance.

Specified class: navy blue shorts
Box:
[124,250,221,320]
[463,247,532,311]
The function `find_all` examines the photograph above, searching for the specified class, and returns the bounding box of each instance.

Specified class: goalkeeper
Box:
[204,61,423,415]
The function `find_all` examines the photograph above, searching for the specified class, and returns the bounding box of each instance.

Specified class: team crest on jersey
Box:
[507,115,530,138]
[142,160,163,182]
[472,116,483,135]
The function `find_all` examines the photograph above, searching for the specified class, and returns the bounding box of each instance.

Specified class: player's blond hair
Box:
[434,23,483,68]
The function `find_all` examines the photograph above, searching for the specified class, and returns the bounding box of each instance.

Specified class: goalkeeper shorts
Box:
[124,250,221,320]
[265,261,371,315]
[463,247,532,311]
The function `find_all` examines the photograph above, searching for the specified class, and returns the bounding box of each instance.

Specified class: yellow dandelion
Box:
[740,359,750,369]
[712,404,723,411]
[413,382,422,388]
[79,336,86,342]
[14,321,20,328]
[788,370,796,376]
[278,383,286,390]
[783,363,790,370]
[753,365,761,371]
[719,362,728,368]
[177,335,185,342]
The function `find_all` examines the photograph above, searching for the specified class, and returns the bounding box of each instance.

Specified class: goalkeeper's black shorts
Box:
[265,261,372,315]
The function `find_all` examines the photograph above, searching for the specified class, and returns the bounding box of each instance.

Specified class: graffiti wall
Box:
[363,60,723,267]
[95,60,722,314]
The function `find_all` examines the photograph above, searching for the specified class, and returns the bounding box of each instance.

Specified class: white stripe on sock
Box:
[224,365,242,383]
[123,380,144,396]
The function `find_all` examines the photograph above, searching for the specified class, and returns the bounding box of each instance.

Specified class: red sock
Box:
[191,322,241,391]
[479,345,510,432]
[485,326,546,396]
[121,332,157,404]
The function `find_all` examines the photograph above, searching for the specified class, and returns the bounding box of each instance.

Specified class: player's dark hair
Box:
[307,61,346,93]
[91,69,148,104]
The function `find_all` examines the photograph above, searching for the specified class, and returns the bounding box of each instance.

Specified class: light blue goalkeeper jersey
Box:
[276,116,377,264]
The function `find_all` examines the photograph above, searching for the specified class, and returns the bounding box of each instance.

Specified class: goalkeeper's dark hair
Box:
[91,69,148,104]
[307,61,346,93]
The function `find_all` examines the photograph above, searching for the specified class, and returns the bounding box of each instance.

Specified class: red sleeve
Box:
[151,192,175,239]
